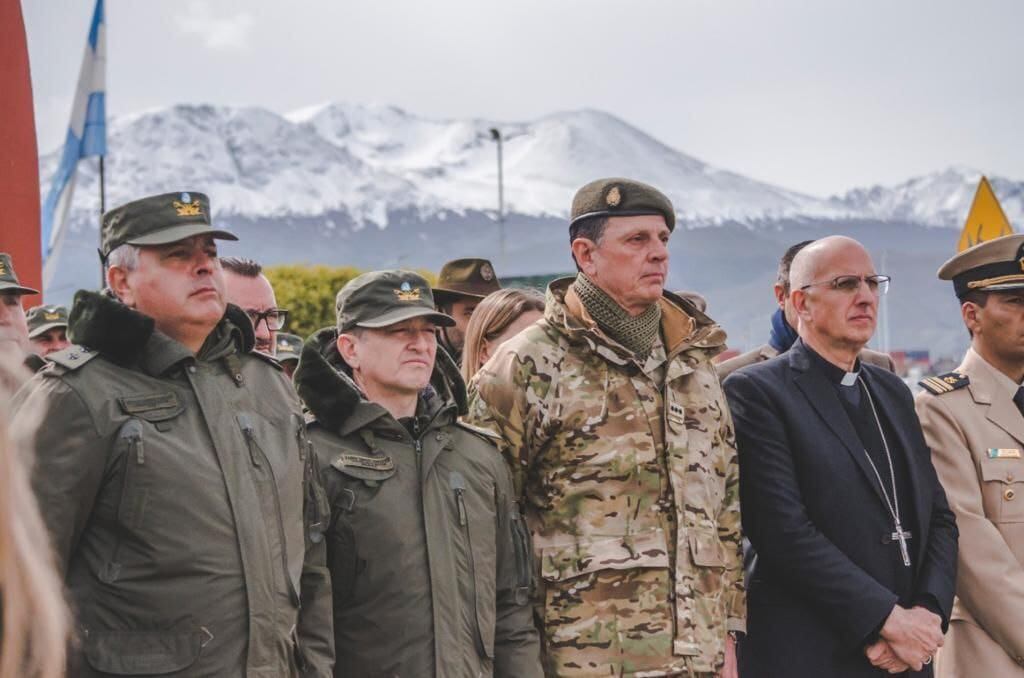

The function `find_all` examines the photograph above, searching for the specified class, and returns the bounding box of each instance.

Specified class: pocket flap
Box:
[330,453,397,482]
[117,392,184,422]
[979,456,1024,483]
[539,530,669,582]
[84,629,201,675]
[688,529,726,567]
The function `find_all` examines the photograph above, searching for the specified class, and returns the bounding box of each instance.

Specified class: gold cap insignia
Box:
[395,281,422,302]
[480,263,494,281]
[606,186,622,207]
[173,192,203,217]
[44,312,61,321]
[0,261,7,276]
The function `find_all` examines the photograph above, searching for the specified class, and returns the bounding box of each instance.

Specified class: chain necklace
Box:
[859,378,912,567]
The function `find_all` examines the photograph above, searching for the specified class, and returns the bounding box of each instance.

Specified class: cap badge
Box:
[606,186,622,207]
[0,261,7,276]
[480,263,495,281]
[395,281,422,302]
[44,311,61,321]
[173,195,203,217]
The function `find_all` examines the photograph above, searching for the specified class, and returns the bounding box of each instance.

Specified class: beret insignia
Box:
[606,185,622,207]
[918,371,970,395]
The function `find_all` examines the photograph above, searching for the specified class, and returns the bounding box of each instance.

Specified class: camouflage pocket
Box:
[539,530,669,582]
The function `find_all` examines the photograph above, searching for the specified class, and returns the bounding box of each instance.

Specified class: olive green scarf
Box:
[573,273,661,359]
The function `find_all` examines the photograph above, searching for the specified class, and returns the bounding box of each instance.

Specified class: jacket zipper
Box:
[105,421,145,583]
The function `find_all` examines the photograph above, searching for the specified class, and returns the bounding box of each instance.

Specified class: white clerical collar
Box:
[840,370,860,387]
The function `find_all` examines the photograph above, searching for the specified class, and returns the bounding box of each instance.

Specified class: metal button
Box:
[1005,488,1016,502]
[187,365,197,374]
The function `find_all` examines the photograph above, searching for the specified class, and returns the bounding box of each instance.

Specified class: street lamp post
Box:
[489,127,505,259]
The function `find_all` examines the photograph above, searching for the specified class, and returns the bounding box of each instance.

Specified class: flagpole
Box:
[99,154,106,286]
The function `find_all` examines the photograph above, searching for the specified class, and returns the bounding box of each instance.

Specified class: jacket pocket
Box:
[83,626,204,675]
[539,530,670,583]
[979,456,1024,523]
[101,419,147,584]
[451,470,497,660]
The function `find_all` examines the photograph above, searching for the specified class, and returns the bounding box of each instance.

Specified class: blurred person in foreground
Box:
[13,192,333,676]
[724,235,957,677]
[467,177,743,677]
[0,353,68,678]
[0,253,35,366]
[460,287,545,385]
[221,256,287,355]
[916,234,1024,676]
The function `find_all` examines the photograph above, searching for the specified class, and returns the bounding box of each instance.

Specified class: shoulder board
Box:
[918,372,970,396]
[249,350,283,371]
[303,410,319,426]
[45,345,99,372]
[455,420,503,445]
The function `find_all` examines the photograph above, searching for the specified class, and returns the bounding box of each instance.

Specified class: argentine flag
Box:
[41,0,105,281]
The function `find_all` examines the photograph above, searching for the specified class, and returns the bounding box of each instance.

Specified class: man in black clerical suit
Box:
[724,235,958,677]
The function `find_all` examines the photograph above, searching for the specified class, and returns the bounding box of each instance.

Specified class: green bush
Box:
[266,264,437,340]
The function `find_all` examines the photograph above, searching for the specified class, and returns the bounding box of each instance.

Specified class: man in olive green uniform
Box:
[466,178,745,677]
[14,192,333,677]
[0,252,36,364]
[917,234,1024,676]
[432,257,502,364]
[294,270,541,677]
[27,303,70,356]
[716,239,895,380]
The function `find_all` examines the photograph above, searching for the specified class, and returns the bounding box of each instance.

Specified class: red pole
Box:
[0,0,43,307]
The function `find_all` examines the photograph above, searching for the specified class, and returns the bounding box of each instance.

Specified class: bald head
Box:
[788,236,871,292]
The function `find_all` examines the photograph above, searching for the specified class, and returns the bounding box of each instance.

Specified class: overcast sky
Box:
[24,0,1024,197]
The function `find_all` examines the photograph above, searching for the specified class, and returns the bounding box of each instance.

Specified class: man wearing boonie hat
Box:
[916,233,1024,677]
[432,257,502,365]
[466,177,743,676]
[26,304,70,357]
[13,191,333,676]
[294,269,541,677]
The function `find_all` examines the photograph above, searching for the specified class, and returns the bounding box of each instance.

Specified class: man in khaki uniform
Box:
[717,239,894,379]
[917,233,1024,676]
[432,257,502,365]
[466,178,743,677]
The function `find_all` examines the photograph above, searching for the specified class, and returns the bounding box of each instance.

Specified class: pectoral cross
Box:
[892,521,912,567]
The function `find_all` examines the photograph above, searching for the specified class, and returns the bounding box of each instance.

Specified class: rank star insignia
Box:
[606,186,622,207]
[395,281,422,302]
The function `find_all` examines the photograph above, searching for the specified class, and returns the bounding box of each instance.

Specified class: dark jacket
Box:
[294,328,542,678]
[14,290,333,677]
[723,340,958,678]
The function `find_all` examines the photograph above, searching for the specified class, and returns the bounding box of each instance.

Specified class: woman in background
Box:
[461,287,545,385]
[0,354,68,678]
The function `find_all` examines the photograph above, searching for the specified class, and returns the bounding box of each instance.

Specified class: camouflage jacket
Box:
[465,278,745,676]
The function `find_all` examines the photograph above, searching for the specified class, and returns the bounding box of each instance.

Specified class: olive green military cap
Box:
[274,332,303,363]
[0,252,39,295]
[570,177,676,232]
[101,191,238,256]
[938,233,1024,299]
[337,270,455,332]
[26,304,69,338]
[432,258,502,304]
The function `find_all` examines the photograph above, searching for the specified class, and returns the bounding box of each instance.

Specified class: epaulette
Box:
[919,372,970,396]
[455,420,503,445]
[303,410,319,426]
[249,349,283,371]
[45,345,99,372]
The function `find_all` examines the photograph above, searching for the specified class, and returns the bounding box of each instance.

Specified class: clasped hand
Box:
[864,605,943,673]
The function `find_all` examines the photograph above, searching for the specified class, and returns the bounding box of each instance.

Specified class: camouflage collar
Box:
[67,289,255,372]
[544,277,727,364]
[294,326,466,437]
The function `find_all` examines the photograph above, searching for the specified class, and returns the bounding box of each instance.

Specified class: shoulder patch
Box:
[249,350,283,371]
[918,371,970,396]
[455,420,503,446]
[45,345,99,371]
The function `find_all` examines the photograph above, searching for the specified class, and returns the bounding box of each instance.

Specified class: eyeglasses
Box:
[245,308,289,331]
[799,275,891,296]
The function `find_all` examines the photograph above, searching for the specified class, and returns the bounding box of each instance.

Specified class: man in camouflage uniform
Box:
[466,178,744,677]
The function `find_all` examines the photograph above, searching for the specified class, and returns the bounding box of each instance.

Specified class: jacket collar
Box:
[67,289,254,376]
[544,276,727,366]
[961,348,1024,445]
[294,326,465,437]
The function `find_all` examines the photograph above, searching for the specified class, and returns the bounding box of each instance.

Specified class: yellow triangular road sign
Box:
[958,176,1014,251]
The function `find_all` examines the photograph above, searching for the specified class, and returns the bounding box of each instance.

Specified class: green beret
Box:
[26,304,69,338]
[337,270,455,332]
[573,178,675,233]
[570,177,676,232]
[432,258,502,305]
[101,191,238,257]
[0,253,39,295]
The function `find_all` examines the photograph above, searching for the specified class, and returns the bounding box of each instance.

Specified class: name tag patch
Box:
[988,448,1022,459]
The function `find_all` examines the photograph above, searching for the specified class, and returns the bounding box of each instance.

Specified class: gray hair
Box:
[107,244,140,272]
